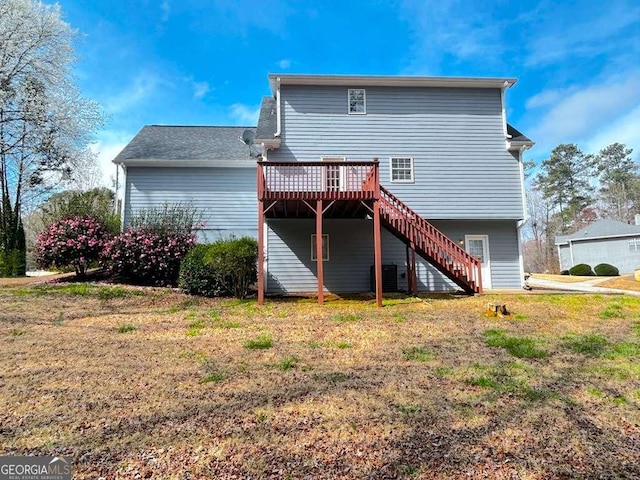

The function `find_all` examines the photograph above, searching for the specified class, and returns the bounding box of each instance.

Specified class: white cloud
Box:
[277,59,291,69]
[192,81,210,99]
[526,71,640,155]
[229,103,260,125]
[160,0,170,22]
[104,73,163,114]
[90,131,135,189]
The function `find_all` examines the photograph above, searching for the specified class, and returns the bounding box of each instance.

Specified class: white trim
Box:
[516,221,525,287]
[569,239,575,266]
[274,77,281,138]
[517,149,527,227]
[347,88,366,115]
[268,74,517,93]
[389,156,415,183]
[113,159,257,168]
[465,234,492,289]
[555,231,640,245]
[119,164,127,230]
[311,234,329,261]
[263,221,269,293]
[501,87,508,149]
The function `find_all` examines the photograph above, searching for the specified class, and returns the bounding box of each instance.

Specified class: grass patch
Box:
[187,318,208,336]
[11,328,28,336]
[274,355,299,371]
[513,314,528,320]
[332,313,361,323]
[606,342,640,359]
[484,329,549,358]
[599,303,624,319]
[168,299,198,313]
[398,404,420,414]
[402,346,434,362]
[333,340,352,349]
[633,322,640,335]
[392,313,407,323]
[307,340,323,349]
[214,320,242,329]
[116,323,137,333]
[243,333,273,350]
[200,359,228,383]
[563,333,610,357]
[466,362,551,401]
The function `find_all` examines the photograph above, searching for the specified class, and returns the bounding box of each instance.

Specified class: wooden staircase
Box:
[378,186,482,294]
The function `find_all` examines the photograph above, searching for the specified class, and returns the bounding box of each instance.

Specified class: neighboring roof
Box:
[255,96,277,141]
[556,219,640,244]
[267,74,517,95]
[113,126,256,166]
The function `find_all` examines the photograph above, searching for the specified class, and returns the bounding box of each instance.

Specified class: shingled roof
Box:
[255,97,277,141]
[113,125,256,165]
[556,219,640,244]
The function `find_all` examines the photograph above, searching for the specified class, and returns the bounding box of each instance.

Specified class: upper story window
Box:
[390,157,414,183]
[348,89,366,114]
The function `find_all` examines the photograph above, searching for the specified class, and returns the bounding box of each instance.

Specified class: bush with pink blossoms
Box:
[102,227,196,286]
[35,216,111,277]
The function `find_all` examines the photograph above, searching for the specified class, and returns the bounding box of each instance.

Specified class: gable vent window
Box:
[348,89,366,114]
[629,238,640,252]
[390,157,414,183]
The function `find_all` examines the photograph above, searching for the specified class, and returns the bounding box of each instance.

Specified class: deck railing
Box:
[257,160,379,201]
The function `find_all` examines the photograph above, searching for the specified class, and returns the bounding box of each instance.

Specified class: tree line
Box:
[524,142,637,273]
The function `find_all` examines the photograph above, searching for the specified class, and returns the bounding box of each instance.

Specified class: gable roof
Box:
[555,219,640,244]
[113,125,256,166]
[255,97,277,142]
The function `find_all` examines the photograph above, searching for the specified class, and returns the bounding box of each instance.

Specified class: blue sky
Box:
[58,0,640,185]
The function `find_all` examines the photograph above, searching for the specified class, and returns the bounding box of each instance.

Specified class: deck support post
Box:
[373,199,383,308]
[257,200,265,305]
[316,199,324,305]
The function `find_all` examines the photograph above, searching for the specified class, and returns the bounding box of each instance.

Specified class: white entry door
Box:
[465,234,492,289]
[321,156,346,192]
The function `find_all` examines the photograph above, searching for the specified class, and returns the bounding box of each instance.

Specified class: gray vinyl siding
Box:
[268,85,524,220]
[266,219,522,293]
[431,220,522,289]
[558,237,640,274]
[124,167,257,241]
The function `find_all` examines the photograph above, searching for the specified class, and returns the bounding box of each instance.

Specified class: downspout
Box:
[516,145,530,286]
[274,77,281,138]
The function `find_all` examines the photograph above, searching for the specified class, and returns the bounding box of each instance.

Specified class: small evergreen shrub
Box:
[204,237,258,299]
[569,263,594,276]
[178,244,223,297]
[35,216,111,277]
[102,227,195,286]
[560,269,570,275]
[594,263,619,276]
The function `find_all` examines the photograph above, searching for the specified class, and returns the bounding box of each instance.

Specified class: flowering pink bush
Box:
[35,216,111,277]
[102,227,196,286]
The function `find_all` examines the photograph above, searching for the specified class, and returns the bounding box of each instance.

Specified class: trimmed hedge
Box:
[569,263,594,276]
[594,263,619,276]
[179,237,258,298]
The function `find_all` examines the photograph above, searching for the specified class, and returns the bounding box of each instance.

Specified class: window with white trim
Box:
[390,157,414,183]
[629,238,640,252]
[311,234,329,261]
[348,89,366,114]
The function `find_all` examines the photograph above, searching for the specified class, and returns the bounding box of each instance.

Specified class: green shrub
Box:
[178,244,223,297]
[179,237,258,298]
[594,263,619,276]
[560,269,570,275]
[204,237,258,299]
[569,263,594,276]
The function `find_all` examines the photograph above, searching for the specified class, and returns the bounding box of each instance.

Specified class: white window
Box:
[311,234,329,261]
[390,157,414,183]
[629,238,640,252]
[348,89,366,114]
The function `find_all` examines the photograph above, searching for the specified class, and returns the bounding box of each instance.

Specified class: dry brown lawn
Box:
[1,284,639,479]
[530,273,600,284]
[599,274,640,292]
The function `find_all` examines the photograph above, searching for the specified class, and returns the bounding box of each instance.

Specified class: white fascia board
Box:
[268,74,517,94]
[253,138,281,149]
[113,159,257,168]
[554,232,640,245]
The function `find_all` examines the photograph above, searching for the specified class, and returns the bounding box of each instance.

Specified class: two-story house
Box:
[114,74,533,305]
